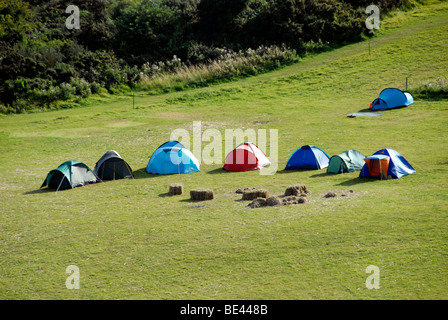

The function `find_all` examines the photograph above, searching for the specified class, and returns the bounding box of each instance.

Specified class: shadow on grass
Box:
[275,168,321,174]
[309,172,330,178]
[132,167,162,179]
[336,177,380,186]
[207,168,227,174]
[179,198,213,203]
[357,108,373,112]
[23,188,57,195]
[158,192,172,198]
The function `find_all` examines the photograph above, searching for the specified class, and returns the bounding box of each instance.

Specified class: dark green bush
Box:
[0,0,420,113]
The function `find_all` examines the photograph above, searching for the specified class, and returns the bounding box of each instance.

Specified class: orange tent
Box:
[362,155,390,179]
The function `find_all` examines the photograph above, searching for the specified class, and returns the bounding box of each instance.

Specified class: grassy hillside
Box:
[0,2,447,299]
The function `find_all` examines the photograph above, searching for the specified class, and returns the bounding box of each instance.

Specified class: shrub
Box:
[410,78,448,100]
[69,78,91,98]
[89,82,101,94]
[58,82,76,101]
[140,45,299,92]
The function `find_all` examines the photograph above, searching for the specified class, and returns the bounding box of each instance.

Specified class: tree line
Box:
[0,0,416,113]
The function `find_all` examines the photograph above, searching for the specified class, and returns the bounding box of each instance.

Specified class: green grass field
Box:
[1,2,447,300]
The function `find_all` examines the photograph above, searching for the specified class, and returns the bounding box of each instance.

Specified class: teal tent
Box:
[370,88,414,110]
[327,150,366,173]
[41,160,98,191]
[146,141,200,175]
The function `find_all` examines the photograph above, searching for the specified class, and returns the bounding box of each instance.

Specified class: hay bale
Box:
[242,189,270,200]
[282,196,299,206]
[280,195,307,205]
[235,187,256,194]
[168,183,183,195]
[266,196,282,207]
[284,184,309,196]
[190,189,214,201]
[298,196,307,204]
[324,192,337,198]
[247,197,267,208]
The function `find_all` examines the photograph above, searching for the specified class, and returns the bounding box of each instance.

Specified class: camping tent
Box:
[370,88,414,110]
[360,148,415,179]
[41,160,98,191]
[285,145,330,170]
[94,150,133,180]
[359,155,391,179]
[327,150,366,173]
[146,141,200,175]
[223,142,270,171]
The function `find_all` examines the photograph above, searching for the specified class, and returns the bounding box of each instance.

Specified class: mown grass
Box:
[0,2,447,300]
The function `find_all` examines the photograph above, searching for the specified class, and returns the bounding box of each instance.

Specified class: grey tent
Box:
[41,160,98,191]
[94,150,133,180]
[327,150,366,174]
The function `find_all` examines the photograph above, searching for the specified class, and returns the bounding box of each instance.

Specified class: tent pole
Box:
[379,160,383,180]
[56,175,66,193]
[125,162,134,179]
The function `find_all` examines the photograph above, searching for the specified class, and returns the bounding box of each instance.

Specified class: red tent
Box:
[223,142,270,171]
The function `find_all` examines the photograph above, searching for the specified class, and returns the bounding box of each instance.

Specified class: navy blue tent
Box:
[146,141,200,175]
[285,145,330,170]
[370,88,414,110]
[360,148,415,179]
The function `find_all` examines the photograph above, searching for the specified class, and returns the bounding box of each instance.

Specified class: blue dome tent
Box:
[370,88,414,110]
[146,141,200,175]
[360,148,415,179]
[285,145,330,170]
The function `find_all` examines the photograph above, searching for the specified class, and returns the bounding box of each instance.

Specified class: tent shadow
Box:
[276,168,321,174]
[23,188,57,195]
[336,177,379,186]
[357,105,409,113]
[309,172,330,178]
[132,167,160,179]
[207,168,227,175]
[357,108,374,112]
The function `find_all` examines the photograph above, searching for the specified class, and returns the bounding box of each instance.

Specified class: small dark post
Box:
[132,93,135,109]
[406,77,408,91]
